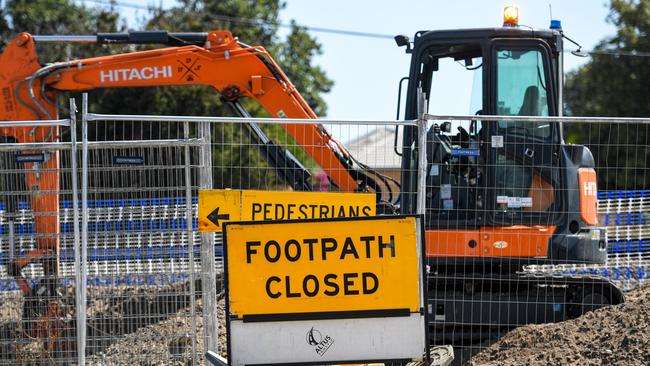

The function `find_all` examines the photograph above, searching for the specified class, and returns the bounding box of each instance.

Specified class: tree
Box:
[132,0,332,189]
[1,0,124,62]
[564,0,650,190]
[1,0,333,190]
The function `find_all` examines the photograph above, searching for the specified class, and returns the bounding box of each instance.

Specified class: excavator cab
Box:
[398,25,606,266]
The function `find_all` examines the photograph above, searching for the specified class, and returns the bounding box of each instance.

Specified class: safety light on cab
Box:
[503,5,519,27]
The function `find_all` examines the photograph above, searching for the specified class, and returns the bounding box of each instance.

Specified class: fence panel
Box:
[420,114,650,363]
[80,109,414,364]
[0,116,79,364]
[3,103,649,365]
[81,101,205,365]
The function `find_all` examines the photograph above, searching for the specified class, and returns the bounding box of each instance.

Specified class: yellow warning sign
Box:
[224,216,421,318]
[198,190,376,232]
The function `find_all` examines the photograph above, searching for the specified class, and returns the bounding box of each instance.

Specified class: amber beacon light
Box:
[503,5,520,27]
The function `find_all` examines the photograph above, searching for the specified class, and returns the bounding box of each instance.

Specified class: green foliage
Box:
[564,0,650,190]
[1,0,332,190]
[0,3,10,49]
[140,0,326,187]
[1,0,124,63]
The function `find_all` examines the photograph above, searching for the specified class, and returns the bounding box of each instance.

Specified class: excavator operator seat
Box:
[518,85,541,116]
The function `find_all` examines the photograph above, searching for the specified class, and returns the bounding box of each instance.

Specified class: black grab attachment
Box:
[97,31,208,46]
[226,100,313,192]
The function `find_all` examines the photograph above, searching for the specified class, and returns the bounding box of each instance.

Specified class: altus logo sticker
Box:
[306,327,334,357]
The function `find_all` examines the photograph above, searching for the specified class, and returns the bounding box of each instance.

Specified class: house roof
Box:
[345,127,401,169]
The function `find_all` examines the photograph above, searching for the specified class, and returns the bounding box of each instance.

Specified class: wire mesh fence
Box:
[420,114,650,363]
[79,109,415,365]
[1,98,649,365]
[80,99,205,365]
[0,116,79,364]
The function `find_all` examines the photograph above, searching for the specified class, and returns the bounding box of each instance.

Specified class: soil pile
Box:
[468,286,650,366]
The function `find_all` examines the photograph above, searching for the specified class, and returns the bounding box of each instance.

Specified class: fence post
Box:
[8,222,14,262]
[70,98,85,365]
[184,121,198,365]
[416,99,429,360]
[416,91,428,217]
[199,121,218,354]
[80,93,90,363]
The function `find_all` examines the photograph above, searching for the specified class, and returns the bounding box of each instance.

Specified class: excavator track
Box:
[426,271,624,344]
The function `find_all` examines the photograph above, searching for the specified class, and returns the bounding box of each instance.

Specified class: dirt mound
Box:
[468,286,650,366]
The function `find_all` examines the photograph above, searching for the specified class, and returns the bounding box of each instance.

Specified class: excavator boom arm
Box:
[5,30,359,191]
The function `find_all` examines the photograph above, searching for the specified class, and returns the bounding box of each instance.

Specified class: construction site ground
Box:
[1,282,649,365]
[468,284,650,366]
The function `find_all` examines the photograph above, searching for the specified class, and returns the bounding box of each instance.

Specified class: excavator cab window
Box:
[400,33,561,227]
[425,54,485,223]
[406,42,487,226]
[495,48,550,135]
[487,42,560,222]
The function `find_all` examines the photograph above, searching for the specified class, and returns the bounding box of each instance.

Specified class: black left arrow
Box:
[207,207,230,227]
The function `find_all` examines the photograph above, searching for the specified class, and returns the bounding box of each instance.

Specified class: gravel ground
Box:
[0,282,204,364]
[87,297,228,366]
[3,281,650,365]
[468,285,650,366]
[0,294,21,322]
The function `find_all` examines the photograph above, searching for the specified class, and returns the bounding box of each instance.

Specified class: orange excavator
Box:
[0,8,624,356]
[0,29,394,353]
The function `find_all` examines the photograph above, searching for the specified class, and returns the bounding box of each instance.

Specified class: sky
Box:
[277,0,615,120]
[79,0,617,137]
